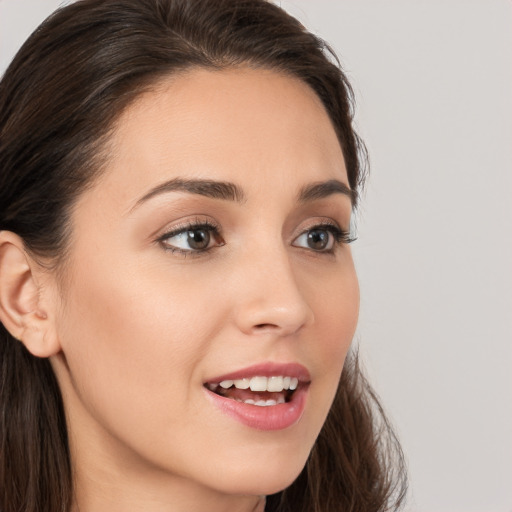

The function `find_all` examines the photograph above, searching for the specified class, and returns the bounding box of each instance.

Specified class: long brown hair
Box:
[0,1,407,510]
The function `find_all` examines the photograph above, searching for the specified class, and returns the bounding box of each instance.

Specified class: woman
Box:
[0,0,406,511]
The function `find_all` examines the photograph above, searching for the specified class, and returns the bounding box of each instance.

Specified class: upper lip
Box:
[204,362,311,384]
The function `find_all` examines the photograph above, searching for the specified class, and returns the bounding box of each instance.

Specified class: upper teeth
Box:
[218,376,298,392]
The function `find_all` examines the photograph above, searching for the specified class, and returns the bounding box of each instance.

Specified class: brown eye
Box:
[306,229,330,250]
[186,229,211,250]
[293,227,334,252]
[159,223,224,253]
[291,223,353,253]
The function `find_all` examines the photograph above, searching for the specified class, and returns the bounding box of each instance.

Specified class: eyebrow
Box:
[131,177,354,212]
[298,179,356,205]
[131,178,246,211]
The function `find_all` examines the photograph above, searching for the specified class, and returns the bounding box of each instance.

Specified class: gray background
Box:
[1,1,511,511]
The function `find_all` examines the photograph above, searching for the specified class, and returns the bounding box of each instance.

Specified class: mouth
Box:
[204,375,301,407]
[203,363,310,430]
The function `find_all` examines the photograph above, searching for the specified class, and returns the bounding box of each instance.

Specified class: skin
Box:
[1,68,359,512]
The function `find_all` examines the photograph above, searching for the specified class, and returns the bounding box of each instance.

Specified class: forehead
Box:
[87,67,348,210]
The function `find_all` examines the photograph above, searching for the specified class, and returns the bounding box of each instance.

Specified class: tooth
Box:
[206,383,218,391]
[283,376,291,390]
[254,400,267,406]
[289,377,298,390]
[267,376,284,392]
[220,380,234,389]
[244,399,255,405]
[265,400,277,406]
[249,376,267,392]
[277,395,286,404]
[233,378,250,389]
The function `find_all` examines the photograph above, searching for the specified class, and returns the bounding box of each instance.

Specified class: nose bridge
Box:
[232,239,313,336]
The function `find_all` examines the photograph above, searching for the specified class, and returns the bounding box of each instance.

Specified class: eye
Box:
[292,224,354,252]
[157,222,224,254]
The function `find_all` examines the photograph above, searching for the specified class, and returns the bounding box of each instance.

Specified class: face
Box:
[50,68,359,505]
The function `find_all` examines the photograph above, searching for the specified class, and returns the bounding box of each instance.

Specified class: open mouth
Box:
[204,375,300,407]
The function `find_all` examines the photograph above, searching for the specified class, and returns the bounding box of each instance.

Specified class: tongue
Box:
[221,387,286,402]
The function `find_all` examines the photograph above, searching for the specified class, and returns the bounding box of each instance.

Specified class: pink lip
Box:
[205,362,311,383]
[203,362,311,431]
[204,385,309,431]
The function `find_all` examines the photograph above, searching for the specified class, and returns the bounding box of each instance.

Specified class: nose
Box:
[231,246,314,337]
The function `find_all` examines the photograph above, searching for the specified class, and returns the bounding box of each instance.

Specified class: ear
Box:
[0,231,61,357]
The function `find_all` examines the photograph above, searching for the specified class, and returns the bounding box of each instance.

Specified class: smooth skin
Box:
[0,68,359,512]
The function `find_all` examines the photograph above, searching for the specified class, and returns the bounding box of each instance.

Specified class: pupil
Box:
[187,229,210,249]
[308,229,328,250]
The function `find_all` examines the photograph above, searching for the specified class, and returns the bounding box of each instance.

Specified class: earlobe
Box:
[0,231,61,357]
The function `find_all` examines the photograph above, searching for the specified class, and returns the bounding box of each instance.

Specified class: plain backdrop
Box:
[1,1,511,511]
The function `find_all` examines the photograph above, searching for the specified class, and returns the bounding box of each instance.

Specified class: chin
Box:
[247,472,302,497]
[216,473,302,498]
[204,449,308,497]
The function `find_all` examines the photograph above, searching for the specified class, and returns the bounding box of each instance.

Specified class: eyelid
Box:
[294,217,352,237]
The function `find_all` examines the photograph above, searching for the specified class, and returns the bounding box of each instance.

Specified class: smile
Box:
[203,363,310,430]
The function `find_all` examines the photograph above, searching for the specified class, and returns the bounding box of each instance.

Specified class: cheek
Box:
[297,258,359,436]
[61,249,219,349]
[55,253,225,437]
[305,259,359,369]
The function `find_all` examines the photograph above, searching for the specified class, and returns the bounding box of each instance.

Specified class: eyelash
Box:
[156,220,356,256]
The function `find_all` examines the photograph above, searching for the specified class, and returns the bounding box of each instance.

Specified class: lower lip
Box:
[204,386,308,431]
